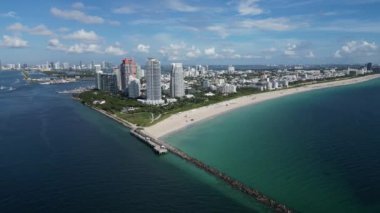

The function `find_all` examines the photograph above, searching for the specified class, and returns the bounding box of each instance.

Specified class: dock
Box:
[130,129,168,155]
[130,128,292,213]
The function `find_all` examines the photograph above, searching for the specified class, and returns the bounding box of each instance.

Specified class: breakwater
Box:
[133,129,293,213]
[78,102,293,212]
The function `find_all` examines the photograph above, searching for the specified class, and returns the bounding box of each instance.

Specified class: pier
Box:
[131,128,293,213]
[130,129,168,155]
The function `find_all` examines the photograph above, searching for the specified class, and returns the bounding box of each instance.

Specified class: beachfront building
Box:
[136,65,144,79]
[113,68,122,91]
[119,58,137,92]
[218,84,237,94]
[99,73,118,94]
[95,70,103,89]
[202,79,211,89]
[145,58,164,105]
[170,63,185,98]
[128,77,141,98]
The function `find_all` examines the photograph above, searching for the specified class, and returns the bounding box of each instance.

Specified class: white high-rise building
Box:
[218,84,237,94]
[228,65,235,73]
[170,63,185,98]
[113,68,122,91]
[145,58,163,105]
[94,64,102,72]
[95,70,103,90]
[128,77,141,98]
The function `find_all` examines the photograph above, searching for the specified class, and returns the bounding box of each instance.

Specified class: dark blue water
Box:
[0,71,259,213]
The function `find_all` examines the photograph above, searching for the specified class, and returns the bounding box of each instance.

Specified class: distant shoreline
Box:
[144,74,380,139]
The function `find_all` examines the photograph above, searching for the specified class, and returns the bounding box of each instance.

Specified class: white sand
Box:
[144,74,380,138]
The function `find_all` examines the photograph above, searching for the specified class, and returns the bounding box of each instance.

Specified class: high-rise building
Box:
[120,58,137,92]
[218,84,237,94]
[91,61,95,71]
[170,63,185,98]
[128,77,141,98]
[99,73,118,94]
[367,63,373,71]
[146,58,163,105]
[136,65,143,79]
[62,62,70,70]
[228,65,235,73]
[113,68,122,91]
[95,70,103,90]
[94,64,101,72]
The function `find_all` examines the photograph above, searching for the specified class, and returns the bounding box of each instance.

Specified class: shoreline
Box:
[145,74,380,138]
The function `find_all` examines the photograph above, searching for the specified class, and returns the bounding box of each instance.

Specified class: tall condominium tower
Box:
[146,58,163,105]
[128,77,141,98]
[100,73,118,94]
[113,68,122,91]
[170,63,185,98]
[120,58,137,92]
[95,70,103,90]
[367,63,373,71]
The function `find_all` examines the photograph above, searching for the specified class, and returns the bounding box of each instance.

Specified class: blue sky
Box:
[0,0,379,65]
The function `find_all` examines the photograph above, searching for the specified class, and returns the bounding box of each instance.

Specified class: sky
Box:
[0,0,379,65]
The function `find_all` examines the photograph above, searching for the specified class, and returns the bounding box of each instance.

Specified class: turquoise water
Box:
[165,78,380,212]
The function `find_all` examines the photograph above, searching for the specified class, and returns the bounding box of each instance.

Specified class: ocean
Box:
[0,71,258,213]
[2,70,380,212]
[165,76,380,212]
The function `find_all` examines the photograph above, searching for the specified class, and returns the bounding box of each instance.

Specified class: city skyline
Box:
[0,0,380,65]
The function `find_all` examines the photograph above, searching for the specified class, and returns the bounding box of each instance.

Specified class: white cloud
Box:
[1,35,28,48]
[204,47,219,58]
[72,2,85,10]
[29,25,53,35]
[47,38,102,54]
[238,0,263,16]
[47,38,66,51]
[66,43,102,54]
[159,42,189,60]
[63,29,101,42]
[335,40,377,58]
[306,51,315,58]
[113,6,134,14]
[1,11,18,18]
[284,43,297,56]
[207,25,230,38]
[186,46,202,58]
[136,44,150,53]
[239,18,296,31]
[7,22,25,31]
[7,23,53,36]
[105,45,127,56]
[166,0,199,12]
[50,7,104,24]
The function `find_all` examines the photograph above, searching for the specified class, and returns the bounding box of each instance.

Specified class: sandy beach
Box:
[144,74,380,138]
